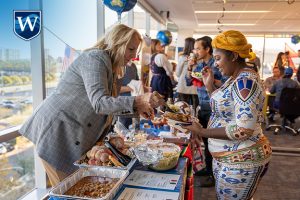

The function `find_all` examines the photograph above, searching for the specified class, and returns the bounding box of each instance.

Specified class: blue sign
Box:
[14,10,42,41]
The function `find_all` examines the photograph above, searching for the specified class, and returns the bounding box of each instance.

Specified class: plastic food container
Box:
[133,142,181,171]
[49,167,128,200]
[149,143,181,171]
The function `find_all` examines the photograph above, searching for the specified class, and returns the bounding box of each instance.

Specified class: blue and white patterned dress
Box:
[208,69,272,200]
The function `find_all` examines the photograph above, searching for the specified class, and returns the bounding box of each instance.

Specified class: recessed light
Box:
[198,23,255,26]
[195,11,271,14]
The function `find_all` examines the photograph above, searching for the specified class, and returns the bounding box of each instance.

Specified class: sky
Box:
[0,0,98,59]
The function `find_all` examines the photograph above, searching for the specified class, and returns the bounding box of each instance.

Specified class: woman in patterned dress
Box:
[185,30,272,200]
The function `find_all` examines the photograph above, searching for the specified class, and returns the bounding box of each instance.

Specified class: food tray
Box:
[74,155,137,171]
[49,167,129,200]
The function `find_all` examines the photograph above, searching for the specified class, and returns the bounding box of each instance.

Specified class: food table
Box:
[47,114,195,200]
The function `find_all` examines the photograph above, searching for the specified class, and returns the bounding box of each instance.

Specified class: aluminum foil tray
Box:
[49,167,129,200]
[74,155,137,171]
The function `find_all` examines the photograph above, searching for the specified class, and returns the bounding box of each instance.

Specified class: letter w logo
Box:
[14,11,42,41]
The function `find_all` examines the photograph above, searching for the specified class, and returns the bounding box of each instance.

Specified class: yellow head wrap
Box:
[212,30,252,59]
[248,52,256,61]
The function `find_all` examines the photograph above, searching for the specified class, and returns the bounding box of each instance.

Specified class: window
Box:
[263,37,295,79]
[0,0,33,131]
[133,5,146,35]
[105,6,128,33]
[43,0,97,96]
[193,34,300,80]
[150,16,159,39]
[0,137,35,199]
[248,36,300,79]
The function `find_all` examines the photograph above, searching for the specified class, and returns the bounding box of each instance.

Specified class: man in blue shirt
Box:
[186,36,226,187]
[270,67,299,107]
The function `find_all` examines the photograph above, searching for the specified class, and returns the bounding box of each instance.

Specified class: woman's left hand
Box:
[184,120,204,137]
[184,121,204,147]
[184,120,204,148]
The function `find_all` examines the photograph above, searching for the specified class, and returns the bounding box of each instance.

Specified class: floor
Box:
[194,117,300,200]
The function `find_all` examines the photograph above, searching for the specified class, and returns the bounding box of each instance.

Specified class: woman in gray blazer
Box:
[19,24,164,186]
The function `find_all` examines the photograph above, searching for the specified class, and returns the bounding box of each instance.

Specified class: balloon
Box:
[291,35,300,45]
[156,30,173,46]
[103,0,137,21]
[122,0,137,12]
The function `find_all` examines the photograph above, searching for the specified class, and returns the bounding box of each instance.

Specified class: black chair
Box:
[266,88,300,135]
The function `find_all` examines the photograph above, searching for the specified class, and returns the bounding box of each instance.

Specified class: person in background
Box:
[274,52,288,76]
[150,39,174,101]
[18,24,164,186]
[270,67,300,120]
[296,49,300,83]
[185,30,272,200]
[264,67,281,122]
[176,37,198,110]
[186,36,225,187]
[285,51,291,68]
[264,67,281,92]
[119,61,139,96]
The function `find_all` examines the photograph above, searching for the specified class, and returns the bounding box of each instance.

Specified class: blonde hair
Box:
[90,24,141,75]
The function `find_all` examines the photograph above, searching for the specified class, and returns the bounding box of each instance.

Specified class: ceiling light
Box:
[198,23,255,26]
[195,10,271,14]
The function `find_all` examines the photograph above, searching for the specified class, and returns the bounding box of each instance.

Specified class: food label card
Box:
[123,170,180,190]
[117,188,179,200]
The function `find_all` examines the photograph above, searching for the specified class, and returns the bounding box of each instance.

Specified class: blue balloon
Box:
[156,30,172,46]
[291,35,300,45]
[103,0,137,14]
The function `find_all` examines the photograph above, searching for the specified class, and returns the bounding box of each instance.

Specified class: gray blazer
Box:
[19,49,135,174]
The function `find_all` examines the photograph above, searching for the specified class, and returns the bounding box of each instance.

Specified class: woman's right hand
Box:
[202,66,214,87]
[134,92,165,119]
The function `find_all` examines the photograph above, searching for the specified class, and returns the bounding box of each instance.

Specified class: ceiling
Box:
[143,0,300,35]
